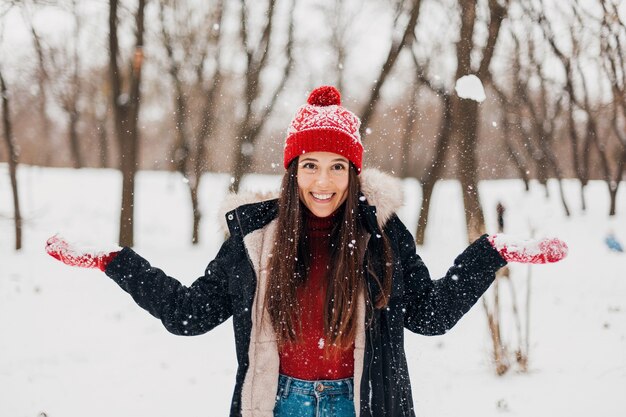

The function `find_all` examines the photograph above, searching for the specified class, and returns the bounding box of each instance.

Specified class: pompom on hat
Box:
[284,86,363,173]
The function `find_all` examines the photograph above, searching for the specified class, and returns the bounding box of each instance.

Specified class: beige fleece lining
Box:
[239,220,371,417]
[353,292,366,417]
[240,220,280,417]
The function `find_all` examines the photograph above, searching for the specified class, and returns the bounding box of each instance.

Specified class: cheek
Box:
[297,176,307,196]
[297,177,311,203]
[337,176,349,200]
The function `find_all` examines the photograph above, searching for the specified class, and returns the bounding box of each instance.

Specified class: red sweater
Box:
[278,210,355,380]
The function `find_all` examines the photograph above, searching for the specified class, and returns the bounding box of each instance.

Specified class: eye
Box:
[301,162,317,170]
[332,163,347,171]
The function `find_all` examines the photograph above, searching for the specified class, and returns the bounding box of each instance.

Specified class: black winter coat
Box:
[104,170,506,417]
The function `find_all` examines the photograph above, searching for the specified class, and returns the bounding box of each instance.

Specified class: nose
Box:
[315,170,331,187]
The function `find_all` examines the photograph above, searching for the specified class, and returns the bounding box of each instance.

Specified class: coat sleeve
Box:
[387,216,507,335]
[104,236,240,336]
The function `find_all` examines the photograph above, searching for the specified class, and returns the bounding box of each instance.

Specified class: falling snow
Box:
[1,167,624,417]
[318,338,325,349]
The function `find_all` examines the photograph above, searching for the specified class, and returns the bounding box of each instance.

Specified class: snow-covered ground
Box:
[1,165,625,417]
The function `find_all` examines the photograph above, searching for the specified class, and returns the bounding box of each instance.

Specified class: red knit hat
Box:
[284,86,363,173]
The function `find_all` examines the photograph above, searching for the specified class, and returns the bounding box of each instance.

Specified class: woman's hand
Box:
[45,234,120,271]
[488,234,568,264]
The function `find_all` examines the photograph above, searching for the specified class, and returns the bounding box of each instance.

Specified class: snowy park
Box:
[2,0,626,416]
[1,165,625,417]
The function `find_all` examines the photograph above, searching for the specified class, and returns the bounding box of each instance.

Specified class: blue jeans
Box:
[273,374,356,417]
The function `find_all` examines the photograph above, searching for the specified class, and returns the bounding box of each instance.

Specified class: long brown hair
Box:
[265,158,393,349]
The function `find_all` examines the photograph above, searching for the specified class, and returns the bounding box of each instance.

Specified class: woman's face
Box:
[297,151,350,218]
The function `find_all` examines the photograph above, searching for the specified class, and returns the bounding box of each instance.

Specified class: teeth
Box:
[312,193,333,200]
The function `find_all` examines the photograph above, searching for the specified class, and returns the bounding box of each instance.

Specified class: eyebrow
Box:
[300,158,349,163]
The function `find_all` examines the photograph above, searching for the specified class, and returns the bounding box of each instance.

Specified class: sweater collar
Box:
[304,205,342,235]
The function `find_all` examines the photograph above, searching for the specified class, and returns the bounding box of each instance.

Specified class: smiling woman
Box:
[297,152,350,218]
[45,85,568,417]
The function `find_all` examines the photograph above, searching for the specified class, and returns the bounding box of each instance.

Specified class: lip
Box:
[310,192,335,203]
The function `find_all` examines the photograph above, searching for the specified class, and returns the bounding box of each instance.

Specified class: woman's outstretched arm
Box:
[46,235,239,336]
[385,216,566,336]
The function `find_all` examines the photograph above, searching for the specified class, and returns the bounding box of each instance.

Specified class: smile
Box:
[311,192,334,201]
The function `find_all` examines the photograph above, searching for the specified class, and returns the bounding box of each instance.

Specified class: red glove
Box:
[488,234,568,264]
[45,234,120,271]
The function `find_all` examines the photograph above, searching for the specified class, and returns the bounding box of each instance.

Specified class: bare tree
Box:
[1,68,22,250]
[158,0,225,244]
[410,0,510,244]
[93,81,111,169]
[534,1,594,211]
[508,35,550,192]
[399,79,420,178]
[358,0,422,136]
[46,0,84,168]
[453,0,509,241]
[109,0,147,247]
[600,0,626,215]
[608,104,626,216]
[575,56,612,200]
[20,1,53,166]
[319,0,360,93]
[410,49,454,245]
[491,84,531,191]
[445,0,511,375]
[512,34,571,215]
[230,0,296,193]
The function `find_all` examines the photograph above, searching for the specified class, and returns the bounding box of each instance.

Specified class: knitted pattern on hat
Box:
[284,86,363,173]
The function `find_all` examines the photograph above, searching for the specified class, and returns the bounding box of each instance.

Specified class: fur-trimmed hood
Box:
[218,168,403,233]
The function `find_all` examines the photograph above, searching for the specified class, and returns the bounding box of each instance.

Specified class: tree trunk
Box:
[457,0,508,241]
[415,95,453,245]
[1,70,22,250]
[558,180,572,217]
[231,133,254,193]
[400,83,420,178]
[453,0,482,241]
[502,128,530,191]
[608,149,624,216]
[609,120,626,216]
[68,109,83,168]
[190,184,201,244]
[118,129,138,246]
[68,0,83,169]
[456,97,486,241]
[109,0,146,247]
[481,293,509,376]
[189,72,223,242]
[97,116,109,168]
[415,180,435,245]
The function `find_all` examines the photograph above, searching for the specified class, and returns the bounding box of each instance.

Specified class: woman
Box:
[47,86,567,417]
